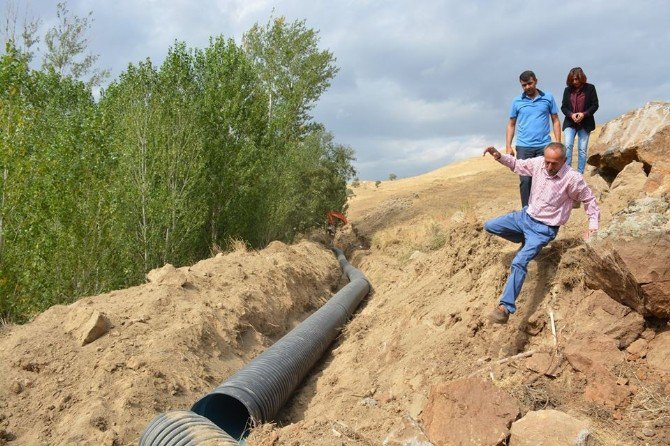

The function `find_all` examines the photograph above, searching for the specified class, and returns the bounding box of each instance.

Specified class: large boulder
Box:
[588,101,670,193]
[421,377,519,446]
[576,290,645,349]
[607,161,647,211]
[582,197,670,318]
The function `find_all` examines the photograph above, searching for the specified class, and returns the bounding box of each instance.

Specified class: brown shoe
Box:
[488,305,509,324]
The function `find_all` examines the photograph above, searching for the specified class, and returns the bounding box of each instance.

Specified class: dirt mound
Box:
[0,241,340,445]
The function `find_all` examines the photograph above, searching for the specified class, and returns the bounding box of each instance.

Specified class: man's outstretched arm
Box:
[483,146,535,176]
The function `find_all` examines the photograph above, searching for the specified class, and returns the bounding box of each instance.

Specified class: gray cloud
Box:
[11,0,670,179]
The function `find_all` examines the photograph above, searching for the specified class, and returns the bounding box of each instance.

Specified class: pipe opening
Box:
[192,394,252,441]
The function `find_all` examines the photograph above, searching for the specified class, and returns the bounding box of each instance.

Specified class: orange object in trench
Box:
[326,211,348,235]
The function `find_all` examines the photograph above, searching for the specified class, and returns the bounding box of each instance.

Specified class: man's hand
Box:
[583,228,597,241]
[483,146,502,160]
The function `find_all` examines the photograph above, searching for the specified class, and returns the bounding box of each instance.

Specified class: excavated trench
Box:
[139,248,370,445]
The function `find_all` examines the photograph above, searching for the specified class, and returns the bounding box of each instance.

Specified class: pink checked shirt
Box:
[498,154,600,230]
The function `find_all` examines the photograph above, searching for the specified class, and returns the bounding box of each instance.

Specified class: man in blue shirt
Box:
[506,70,562,206]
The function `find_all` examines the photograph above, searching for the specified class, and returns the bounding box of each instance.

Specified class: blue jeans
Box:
[484,208,558,314]
[516,146,546,207]
[564,127,590,174]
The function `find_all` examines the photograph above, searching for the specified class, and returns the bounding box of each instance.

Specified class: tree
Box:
[102,43,208,273]
[42,2,109,86]
[0,43,32,319]
[193,36,268,247]
[0,17,357,322]
[1,0,41,61]
[242,16,338,142]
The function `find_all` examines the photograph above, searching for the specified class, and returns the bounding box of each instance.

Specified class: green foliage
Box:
[42,2,109,86]
[242,16,338,141]
[1,0,41,62]
[0,16,356,323]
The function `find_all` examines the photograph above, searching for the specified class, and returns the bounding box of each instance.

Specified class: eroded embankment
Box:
[0,241,340,446]
[245,108,670,445]
[248,209,670,446]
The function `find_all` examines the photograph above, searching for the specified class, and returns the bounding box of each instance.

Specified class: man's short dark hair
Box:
[519,70,536,82]
[545,142,566,158]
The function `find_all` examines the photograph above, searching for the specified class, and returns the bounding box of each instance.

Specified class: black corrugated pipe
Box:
[190,247,369,441]
[139,411,239,445]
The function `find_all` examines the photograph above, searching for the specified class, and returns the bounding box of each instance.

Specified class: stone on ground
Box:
[421,377,519,446]
[509,410,589,446]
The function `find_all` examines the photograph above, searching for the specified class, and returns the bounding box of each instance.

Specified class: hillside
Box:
[1,102,670,445]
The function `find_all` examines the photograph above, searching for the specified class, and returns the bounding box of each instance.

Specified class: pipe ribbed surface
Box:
[139,410,238,446]
[192,247,369,439]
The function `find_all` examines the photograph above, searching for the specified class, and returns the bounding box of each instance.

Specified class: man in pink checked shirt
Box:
[482,142,600,324]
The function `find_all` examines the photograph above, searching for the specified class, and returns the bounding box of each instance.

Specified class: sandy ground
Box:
[0,242,341,445]
[1,138,668,445]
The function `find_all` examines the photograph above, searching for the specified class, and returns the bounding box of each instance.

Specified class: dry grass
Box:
[210,236,249,256]
[497,372,564,412]
[612,361,670,432]
[370,217,455,264]
[578,404,633,446]
[228,237,250,253]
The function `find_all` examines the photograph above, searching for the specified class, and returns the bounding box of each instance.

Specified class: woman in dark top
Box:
[561,67,599,174]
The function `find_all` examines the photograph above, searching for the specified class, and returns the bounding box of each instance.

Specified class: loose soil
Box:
[1,153,668,445]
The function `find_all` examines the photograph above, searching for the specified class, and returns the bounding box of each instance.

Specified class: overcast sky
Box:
[6,0,670,179]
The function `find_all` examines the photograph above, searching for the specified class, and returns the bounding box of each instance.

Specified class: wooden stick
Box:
[467,350,536,378]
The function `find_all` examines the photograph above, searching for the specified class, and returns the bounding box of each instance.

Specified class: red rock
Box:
[584,373,632,410]
[422,377,519,446]
[626,338,648,358]
[582,233,670,319]
[581,243,647,316]
[564,334,623,373]
[615,235,670,319]
[647,331,670,373]
[579,290,644,348]
[589,101,670,189]
[524,352,561,377]
[509,410,590,446]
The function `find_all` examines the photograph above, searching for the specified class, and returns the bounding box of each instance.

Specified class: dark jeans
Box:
[516,146,546,207]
